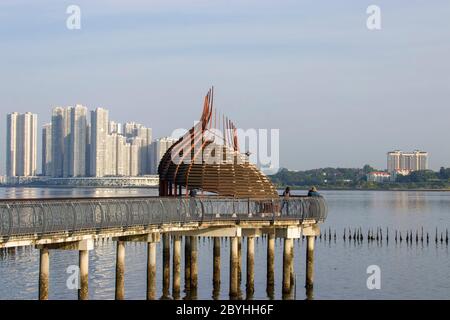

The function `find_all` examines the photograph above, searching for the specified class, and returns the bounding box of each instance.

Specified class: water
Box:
[0,188,449,300]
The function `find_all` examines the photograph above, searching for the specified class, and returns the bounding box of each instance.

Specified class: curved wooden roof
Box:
[158,88,278,198]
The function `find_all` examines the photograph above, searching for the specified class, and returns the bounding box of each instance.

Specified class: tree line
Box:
[269,166,450,190]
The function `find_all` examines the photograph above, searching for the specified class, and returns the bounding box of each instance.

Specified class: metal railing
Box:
[0,196,327,238]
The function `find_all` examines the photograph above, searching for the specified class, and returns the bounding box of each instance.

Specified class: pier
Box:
[0,195,327,300]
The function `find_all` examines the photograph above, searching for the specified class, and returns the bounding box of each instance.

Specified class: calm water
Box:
[0,188,449,300]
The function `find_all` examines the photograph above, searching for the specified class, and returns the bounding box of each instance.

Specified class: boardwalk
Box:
[0,195,327,300]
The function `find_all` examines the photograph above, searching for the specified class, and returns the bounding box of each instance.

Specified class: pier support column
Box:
[306,235,315,289]
[190,236,198,299]
[147,242,157,300]
[303,225,319,291]
[115,240,125,300]
[213,237,221,299]
[37,239,94,301]
[162,233,171,299]
[238,237,242,285]
[282,238,293,296]
[184,236,191,295]
[78,250,89,300]
[266,233,275,298]
[172,236,181,299]
[113,233,160,300]
[246,236,255,299]
[39,247,49,300]
[229,236,239,300]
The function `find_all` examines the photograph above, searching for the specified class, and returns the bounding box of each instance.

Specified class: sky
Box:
[1,0,450,174]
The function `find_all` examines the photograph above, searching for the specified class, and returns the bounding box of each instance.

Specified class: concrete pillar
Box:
[184,236,191,294]
[162,234,170,298]
[78,250,89,300]
[306,235,315,289]
[39,247,49,300]
[147,242,157,300]
[172,236,181,299]
[238,237,242,284]
[246,236,255,299]
[290,241,295,286]
[213,237,221,290]
[266,233,275,297]
[190,236,198,298]
[229,236,239,299]
[282,238,293,295]
[115,240,125,300]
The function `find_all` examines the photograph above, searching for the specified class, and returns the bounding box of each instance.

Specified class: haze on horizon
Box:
[1,0,449,175]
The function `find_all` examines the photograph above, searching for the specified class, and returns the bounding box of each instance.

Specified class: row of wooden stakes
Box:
[317,226,449,244]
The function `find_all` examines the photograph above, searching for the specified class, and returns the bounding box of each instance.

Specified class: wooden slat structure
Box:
[158,88,278,198]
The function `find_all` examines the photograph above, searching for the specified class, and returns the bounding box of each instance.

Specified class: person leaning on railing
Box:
[281,187,291,216]
[307,186,321,197]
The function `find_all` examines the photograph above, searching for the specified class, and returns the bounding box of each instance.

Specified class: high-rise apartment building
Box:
[69,105,88,177]
[42,123,52,176]
[43,106,153,178]
[122,122,152,175]
[6,112,38,177]
[51,107,66,177]
[50,105,88,177]
[387,150,428,173]
[90,108,109,177]
[149,137,177,174]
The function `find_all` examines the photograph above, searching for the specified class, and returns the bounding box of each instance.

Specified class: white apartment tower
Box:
[90,108,109,177]
[6,112,38,177]
[51,105,88,177]
[69,105,88,177]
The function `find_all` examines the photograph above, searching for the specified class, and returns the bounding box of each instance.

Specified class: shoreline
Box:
[2,185,450,192]
[278,186,450,192]
[0,185,159,189]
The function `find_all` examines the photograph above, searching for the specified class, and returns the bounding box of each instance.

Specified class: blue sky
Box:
[1,1,450,174]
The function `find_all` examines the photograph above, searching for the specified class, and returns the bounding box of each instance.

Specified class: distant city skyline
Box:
[4,106,174,178]
[1,1,450,174]
[3,106,440,177]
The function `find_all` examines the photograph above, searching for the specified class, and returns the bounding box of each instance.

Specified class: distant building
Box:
[50,105,88,177]
[6,112,38,177]
[51,107,66,177]
[42,123,52,176]
[122,122,152,175]
[387,150,428,174]
[69,105,88,177]
[149,137,177,174]
[90,108,109,177]
[44,106,152,178]
[367,171,391,183]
